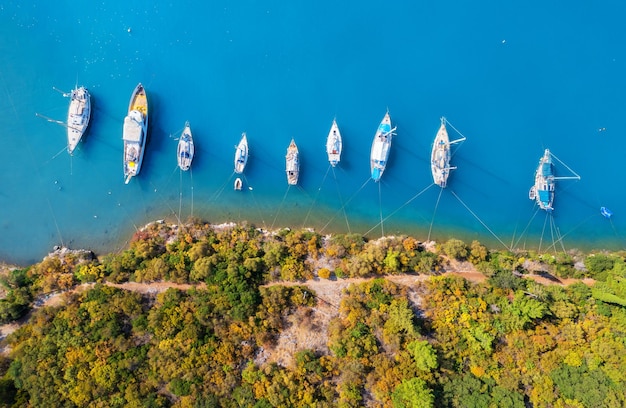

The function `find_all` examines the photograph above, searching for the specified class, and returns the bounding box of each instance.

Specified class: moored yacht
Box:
[123,83,148,184]
[370,111,396,182]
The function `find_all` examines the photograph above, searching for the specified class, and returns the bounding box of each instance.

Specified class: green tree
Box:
[391,378,434,408]
[442,239,469,261]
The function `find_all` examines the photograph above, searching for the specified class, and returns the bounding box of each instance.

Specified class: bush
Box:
[318,268,331,279]
[442,239,469,261]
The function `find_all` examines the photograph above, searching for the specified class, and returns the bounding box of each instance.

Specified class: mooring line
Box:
[378,182,384,237]
[178,168,183,223]
[542,213,597,253]
[363,182,435,236]
[451,190,510,250]
[538,212,549,253]
[549,214,557,254]
[320,177,371,233]
[303,165,332,228]
[148,179,181,225]
[190,168,194,217]
[243,174,267,228]
[427,187,444,241]
[46,197,64,248]
[42,146,68,166]
[332,166,351,233]
[609,218,621,241]
[271,186,291,230]
[556,221,566,253]
[512,207,541,249]
[211,172,236,202]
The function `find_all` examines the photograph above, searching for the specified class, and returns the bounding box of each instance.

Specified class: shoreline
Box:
[0,215,620,268]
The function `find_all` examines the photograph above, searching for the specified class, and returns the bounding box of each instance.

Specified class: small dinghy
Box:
[234,177,243,191]
[601,207,613,219]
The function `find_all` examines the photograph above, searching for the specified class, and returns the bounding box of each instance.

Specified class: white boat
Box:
[234,177,243,191]
[66,86,91,155]
[370,111,396,182]
[286,139,299,185]
[234,133,248,174]
[528,149,580,211]
[326,119,342,167]
[123,83,148,184]
[177,121,194,171]
[431,117,466,188]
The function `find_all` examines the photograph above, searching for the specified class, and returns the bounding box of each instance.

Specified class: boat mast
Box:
[549,151,581,180]
[443,117,467,145]
[35,113,82,132]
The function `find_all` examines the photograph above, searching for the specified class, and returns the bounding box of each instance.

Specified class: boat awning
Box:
[372,167,381,181]
[371,139,390,161]
[123,115,143,142]
[538,189,551,204]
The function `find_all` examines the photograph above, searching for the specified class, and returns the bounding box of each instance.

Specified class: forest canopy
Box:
[0,220,625,407]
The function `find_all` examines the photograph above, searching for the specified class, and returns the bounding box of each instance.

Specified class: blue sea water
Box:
[1,1,626,265]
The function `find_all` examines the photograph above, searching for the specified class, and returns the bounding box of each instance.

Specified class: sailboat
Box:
[326,119,342,167]
[234,133,249,174]
[66,86,91,155]
[123,83,148,184]
[370,111,396,182]
[528,149,580,211]
[177,121,194,171]
[286,139,299,185]
[431,117,466,188]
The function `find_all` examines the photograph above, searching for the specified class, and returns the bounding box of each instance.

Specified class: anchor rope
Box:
[320,177,371,233]
[271,186,291,230]
[378,182,384,237]
[303,164,331,228]
[427,187,444,242]
[332,166,351,233]
[243,174,267,229]
[363,183,434,236]
[451,190,510,250]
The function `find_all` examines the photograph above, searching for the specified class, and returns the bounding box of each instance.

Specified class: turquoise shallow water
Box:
[1,1,626,265]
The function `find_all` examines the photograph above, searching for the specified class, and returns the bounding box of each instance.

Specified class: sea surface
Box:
[1,1,626,265]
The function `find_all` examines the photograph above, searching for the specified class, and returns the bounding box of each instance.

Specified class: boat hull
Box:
[431,119,451,188]
[234,133,248,174]
[123,83,148,184]
[67,86,91,155]
[530,149,554,211]
[370,112,393,182]
[326,120,342,167]
[286,139,299,185]
[177,122,194,171]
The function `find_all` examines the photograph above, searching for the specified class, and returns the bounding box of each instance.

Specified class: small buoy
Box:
[248,186,253,191]
[127,27,132,33]
[502,39,506,44]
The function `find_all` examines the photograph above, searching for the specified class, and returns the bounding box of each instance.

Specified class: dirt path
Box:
[0,269,593,358]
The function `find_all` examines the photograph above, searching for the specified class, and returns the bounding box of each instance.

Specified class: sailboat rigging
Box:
[528,149,581,212]
[431,117,466,188]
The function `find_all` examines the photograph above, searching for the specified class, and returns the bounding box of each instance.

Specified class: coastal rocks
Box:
[45,246,95,264]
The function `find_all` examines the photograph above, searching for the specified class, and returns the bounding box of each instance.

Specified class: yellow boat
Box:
[123,83,148,184]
